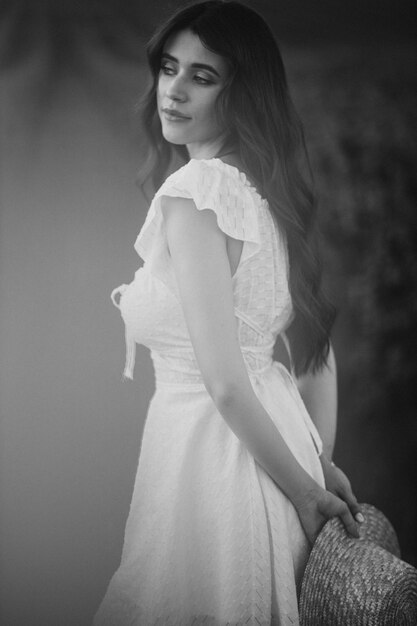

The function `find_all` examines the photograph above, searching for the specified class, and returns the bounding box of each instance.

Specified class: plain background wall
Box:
[0,49,156,624]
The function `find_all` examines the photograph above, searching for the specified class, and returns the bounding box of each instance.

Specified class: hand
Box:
[293,485,360,546]
[319,454,364,525]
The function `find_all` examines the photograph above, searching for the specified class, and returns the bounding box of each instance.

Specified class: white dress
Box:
[93,158,325,626]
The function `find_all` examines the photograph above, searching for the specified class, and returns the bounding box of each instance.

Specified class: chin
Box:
[161,129,189,145]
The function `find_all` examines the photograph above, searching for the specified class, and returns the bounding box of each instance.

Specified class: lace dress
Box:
[93,158,325,626]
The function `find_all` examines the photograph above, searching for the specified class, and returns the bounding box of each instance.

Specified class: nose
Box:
[165,74,187,102]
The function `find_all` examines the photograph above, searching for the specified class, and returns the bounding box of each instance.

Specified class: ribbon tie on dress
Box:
[111,284,136,380]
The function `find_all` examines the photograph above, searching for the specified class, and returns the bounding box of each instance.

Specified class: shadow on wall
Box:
[286,42,417,570]
[1,3,416,625]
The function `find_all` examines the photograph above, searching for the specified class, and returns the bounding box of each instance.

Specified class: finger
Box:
[307,520,325,547]
[338,503,359,538]
[338,485,363,523]
[347,497,364,523]
[310,526,323,546]
[355,510,365,524]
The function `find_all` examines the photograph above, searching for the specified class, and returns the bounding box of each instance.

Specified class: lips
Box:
[162,108,191,120]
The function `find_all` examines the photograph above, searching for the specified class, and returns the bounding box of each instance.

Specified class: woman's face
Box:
[157,29,229,159]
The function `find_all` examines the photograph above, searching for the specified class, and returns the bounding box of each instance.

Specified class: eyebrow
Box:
[161,52,221,77]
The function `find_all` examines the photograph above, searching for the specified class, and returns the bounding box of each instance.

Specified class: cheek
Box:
[198,94,221,125]
[157,75,168,102]
[156,81,163,103]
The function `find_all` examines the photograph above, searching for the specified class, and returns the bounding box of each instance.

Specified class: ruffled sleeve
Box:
[134,158,263,288]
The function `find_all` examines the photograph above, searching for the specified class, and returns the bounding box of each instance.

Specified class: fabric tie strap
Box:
[110,284,136,380]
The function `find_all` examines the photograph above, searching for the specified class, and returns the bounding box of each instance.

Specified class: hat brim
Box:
[299,504,417,625]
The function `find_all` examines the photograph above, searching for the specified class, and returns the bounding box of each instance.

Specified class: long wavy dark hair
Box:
[137,0,335,376]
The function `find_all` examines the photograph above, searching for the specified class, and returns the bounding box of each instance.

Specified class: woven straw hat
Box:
[299,503,417,625]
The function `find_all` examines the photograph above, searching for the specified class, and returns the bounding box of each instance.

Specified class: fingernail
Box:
[356,512,365,523]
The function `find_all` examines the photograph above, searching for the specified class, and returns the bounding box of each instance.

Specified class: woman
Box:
[94,2,363,624]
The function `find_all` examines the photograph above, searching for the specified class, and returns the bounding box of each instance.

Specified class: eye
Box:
[160,63,176,75]
[194,74,214,85]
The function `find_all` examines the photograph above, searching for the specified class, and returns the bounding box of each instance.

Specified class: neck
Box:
[215,149,236,159]
[186,133,229,160]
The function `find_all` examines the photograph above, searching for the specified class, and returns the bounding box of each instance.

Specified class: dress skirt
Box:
[93,360,325,626]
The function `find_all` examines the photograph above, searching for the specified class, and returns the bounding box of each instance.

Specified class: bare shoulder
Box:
[160,196,194,221]
[160,196,221,235]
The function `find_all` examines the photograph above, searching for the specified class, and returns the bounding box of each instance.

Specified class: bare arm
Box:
[162,196,359,541]
[295,344,337,460]
[296,345,364,523]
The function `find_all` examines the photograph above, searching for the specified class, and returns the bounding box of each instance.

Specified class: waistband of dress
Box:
[153,356,279,390]
[150,353,323,456]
